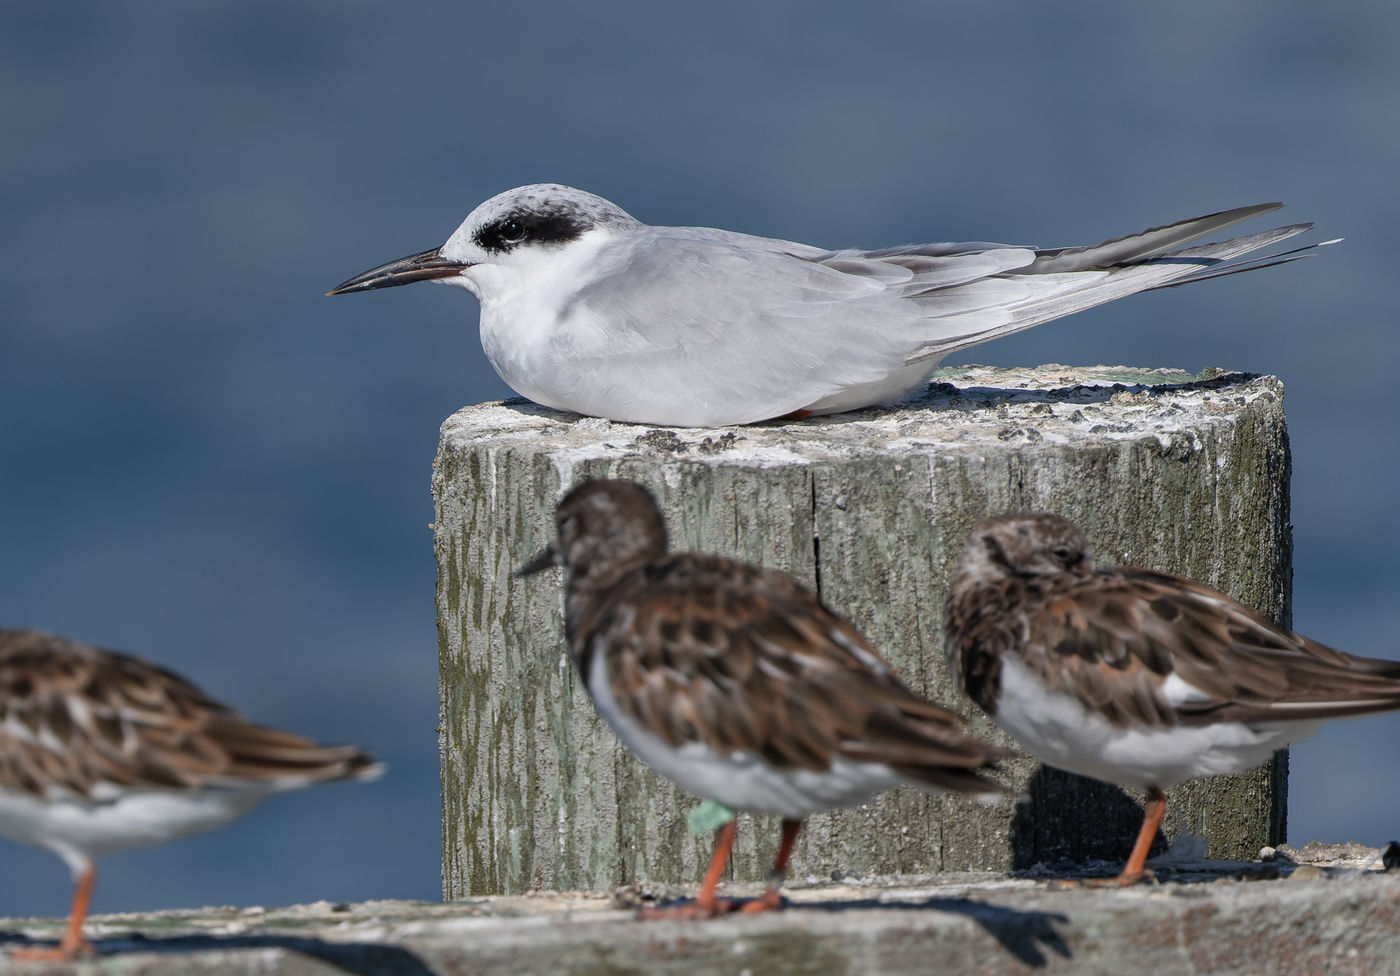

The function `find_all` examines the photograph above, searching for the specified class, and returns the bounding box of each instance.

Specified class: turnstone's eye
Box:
[1050,544,1075,564]
[499,219,526,245]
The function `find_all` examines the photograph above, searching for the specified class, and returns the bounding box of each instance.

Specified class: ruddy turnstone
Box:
[945,513,1400,886]
[519,478,1007,917]
[0,628,382,960]
[329,184,1324,426]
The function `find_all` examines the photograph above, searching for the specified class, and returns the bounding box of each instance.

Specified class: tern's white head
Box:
[327,183,640,298]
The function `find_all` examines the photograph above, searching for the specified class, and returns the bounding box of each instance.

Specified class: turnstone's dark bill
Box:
[945,513,1400,886]
[519,479,1007,918]
[0,628,382,960]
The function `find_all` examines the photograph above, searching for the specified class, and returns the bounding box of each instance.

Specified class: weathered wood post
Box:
[433,365,1291,897]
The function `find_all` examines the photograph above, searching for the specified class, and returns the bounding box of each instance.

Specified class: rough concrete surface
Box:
[3,852,1399,975]
[432,365,1293,897]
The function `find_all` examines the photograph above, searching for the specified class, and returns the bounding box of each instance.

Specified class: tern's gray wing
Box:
[667,205,1319,375]
[563,227,1038,424]
[556,206,1316,425]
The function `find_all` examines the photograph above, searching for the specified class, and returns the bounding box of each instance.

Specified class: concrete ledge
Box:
[6,852,1398,975]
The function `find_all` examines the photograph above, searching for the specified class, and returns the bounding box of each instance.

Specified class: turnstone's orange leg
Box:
[692,819,739,914]
[1049,787,1166,889]
[639,818,806,919]
[1112,786,1167,885]
[12,863,98,960]
[637,820,740,919]
[1070,786,1166,888]
[740,818,802,913]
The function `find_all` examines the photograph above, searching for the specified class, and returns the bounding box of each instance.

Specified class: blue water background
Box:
[1,3,1396,914]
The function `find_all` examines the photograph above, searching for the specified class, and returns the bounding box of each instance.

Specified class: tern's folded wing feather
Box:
[817,246,1037,289]
[904,217,1315,364]
[1024,203,1284,273]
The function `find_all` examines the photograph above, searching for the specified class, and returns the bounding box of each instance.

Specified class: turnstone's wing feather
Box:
[591,555,1006,792]
[0,629,379,799]
[1024,569,1400,727]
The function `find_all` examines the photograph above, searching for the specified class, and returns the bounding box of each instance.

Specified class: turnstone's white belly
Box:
[0,782,271,872]
[586,649,905,819]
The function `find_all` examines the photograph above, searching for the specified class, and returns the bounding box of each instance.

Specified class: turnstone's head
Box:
[518,479,668,587]
[954,512,1094,585]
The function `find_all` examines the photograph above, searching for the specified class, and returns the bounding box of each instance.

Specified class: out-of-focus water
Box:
[1,2,1397,915]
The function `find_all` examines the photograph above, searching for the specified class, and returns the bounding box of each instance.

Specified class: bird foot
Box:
[636,889,784,920]
[737,888,784,913]
[10,939,96,961]
[1047,868,1155,891]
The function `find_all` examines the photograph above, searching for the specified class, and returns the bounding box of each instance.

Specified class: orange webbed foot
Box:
[10,939,97,962]
[1047,867,1155,891]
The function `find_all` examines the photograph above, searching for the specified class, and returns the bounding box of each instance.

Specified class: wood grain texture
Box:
[433,366,1291,895]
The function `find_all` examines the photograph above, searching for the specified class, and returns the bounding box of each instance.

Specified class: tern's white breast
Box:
[586,648,908,819]
[470,230,632,414]
[994,656,1319,791]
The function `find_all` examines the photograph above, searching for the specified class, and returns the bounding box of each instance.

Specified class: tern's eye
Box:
[473,208,587,253]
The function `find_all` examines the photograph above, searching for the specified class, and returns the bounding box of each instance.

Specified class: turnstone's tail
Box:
[201,713,384,790]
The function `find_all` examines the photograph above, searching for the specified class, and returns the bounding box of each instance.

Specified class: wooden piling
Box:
[433,365,1291,896]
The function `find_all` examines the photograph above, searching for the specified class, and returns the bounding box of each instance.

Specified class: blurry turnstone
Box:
[945,513,1400,885]
[0,628,382,959]
[520,479,1006,917]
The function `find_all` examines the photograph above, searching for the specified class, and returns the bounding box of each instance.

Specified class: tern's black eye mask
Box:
[473,208,590,254]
